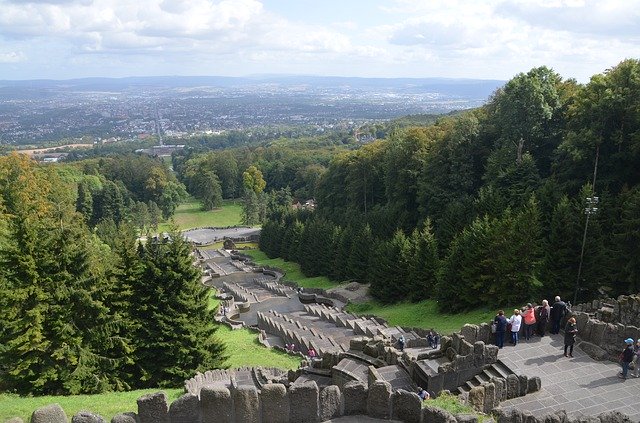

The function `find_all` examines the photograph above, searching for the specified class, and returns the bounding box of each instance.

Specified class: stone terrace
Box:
[499,333,640,421]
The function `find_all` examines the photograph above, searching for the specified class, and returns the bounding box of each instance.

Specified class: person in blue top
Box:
[493,310,508,349]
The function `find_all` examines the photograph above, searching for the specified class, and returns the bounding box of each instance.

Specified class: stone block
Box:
[597,410,633,423]
[201,386,233,423]
[234,386,259,423]
[485,344,499,364]
[574,312,590,334]
[261,383,289,423]
[473,341,486,367]
[527,376,541,393]
[72,411,106,423]
[491,377,506,403]
[468,385,485,412]
[31,404,68,423]
[506,374,520,400]
[452,333,462,352]
[343,380,368,415]
[461,324,479,343]
[590,321,607,346]
[169,393,201,423]
[455,414,479,423]
[460,339,474,356]
[391,389,421,423]
[522,410,539,423]
[483,382,496,414]
[518,375,528,397]
[111,412,138,423]
[137,392,169,423]
[422,405,457,423]
[579,341,609,361]
[319,385,342,421]
[367,380,392,420]
[289,381,319,423]
[349,337,367,351]
[478,322,492,344]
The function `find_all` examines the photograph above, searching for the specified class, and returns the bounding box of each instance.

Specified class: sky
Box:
[0,0,638,82]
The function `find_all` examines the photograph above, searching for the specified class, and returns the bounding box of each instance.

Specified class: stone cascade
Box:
[222,281,256,304]
[184,367,290,397]
[304,303,423,346]
[257,310,347,356]
[254,277,294,298]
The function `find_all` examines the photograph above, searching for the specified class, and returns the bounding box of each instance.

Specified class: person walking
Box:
[398,334,406,352]
[508,309,522,345]
[537,299,550,336]
[522,303,537,341]
[550,296,567,334]
[619,338,635,379]
[493,310,508,349]
[563,317,577,357]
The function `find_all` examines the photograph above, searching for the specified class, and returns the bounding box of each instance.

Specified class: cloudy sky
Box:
[0,0,638,81]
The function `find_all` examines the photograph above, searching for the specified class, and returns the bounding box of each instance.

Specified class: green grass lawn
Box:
[158,199,243,232]
[0,325,300,422]
[346,300,496,335]
[243,249,337,290]
[0,388,183,422]
[217,325,301,370]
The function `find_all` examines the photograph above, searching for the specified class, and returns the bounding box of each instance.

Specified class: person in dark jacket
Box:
[494,310,508,349]
[619,338,635,379]
[563,317,577,357]
[550,296,567,334]
[537,299,550,336]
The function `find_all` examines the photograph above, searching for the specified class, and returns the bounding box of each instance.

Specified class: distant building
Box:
[292,199,317,211]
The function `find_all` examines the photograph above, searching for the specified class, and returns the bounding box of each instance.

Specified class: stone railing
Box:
[572,293,640,327]
[24,381,477,423]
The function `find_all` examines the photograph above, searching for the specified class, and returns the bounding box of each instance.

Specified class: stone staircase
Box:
[452,360,515,395]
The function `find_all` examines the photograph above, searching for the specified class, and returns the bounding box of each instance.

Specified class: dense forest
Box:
[0,154,225,395]
[257,60,640,311]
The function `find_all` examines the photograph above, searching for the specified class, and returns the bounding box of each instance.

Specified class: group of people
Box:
[396,330,440,352]
[492,296,570,349]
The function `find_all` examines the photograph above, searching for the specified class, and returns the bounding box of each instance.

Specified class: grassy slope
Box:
[0,389,183,422]
[243,249,337,290]
[158,199,243,232]
[346,300,495,335]
[0,325,300,421]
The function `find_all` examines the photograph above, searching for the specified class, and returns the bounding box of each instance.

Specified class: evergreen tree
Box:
[368,230,412,304]
[76,180,94,223]
[133,230,226,387]
[407,220,440,302]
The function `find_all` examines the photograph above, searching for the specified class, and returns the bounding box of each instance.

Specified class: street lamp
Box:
[572,195,599,306]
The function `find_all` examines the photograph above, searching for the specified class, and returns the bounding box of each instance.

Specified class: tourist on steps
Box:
[633,339,640,378]
[536,299,550,336]
[619,338,635,379]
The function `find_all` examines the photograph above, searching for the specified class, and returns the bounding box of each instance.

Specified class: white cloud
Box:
[0,51,26,63]
[0,0,637,80]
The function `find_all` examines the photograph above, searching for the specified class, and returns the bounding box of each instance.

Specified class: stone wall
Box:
[572,293,640,327]
[494,407,633,423]
[569,309,640,361]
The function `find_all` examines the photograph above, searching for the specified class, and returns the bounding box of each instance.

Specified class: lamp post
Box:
[572,145,600,306]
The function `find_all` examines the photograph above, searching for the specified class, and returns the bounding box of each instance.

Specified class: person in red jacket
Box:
[522,303,537,341]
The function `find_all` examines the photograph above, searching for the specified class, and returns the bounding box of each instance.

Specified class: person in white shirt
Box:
[509,309,522,345]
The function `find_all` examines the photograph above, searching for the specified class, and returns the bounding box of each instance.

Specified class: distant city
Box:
[0,75,504,145]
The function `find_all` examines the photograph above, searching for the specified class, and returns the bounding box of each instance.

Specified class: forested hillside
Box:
[0,154,224,395]
[260,60,640,311]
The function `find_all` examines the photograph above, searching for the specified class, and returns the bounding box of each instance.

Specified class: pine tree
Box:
[133,230,226,387]
[407,220,440,302]
[368,230,412,304]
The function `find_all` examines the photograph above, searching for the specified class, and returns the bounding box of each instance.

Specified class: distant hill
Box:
[0,75,504,99]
